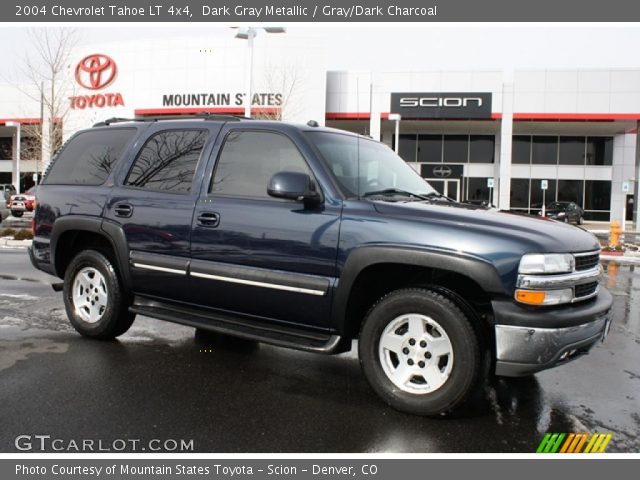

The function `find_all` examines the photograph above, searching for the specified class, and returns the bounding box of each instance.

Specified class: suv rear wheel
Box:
[63,250,135,339]
[358,288,481,415]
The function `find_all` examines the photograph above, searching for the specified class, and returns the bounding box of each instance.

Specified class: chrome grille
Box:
[575,281,598,299]
[574,252,600,271]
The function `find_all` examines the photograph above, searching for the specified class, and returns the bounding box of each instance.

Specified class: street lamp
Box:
[6,121,21,194]
[234,27,286,118]
[388,113,401,154]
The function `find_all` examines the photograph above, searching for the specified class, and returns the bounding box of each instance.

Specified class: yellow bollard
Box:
[610,221,621,247]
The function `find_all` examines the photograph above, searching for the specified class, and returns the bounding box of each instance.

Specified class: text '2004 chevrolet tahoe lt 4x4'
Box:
[29,114,612,416]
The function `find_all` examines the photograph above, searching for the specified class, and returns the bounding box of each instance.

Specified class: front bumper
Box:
[493,288,612,376]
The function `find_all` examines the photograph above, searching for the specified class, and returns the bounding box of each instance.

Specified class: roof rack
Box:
[93,112,249,127]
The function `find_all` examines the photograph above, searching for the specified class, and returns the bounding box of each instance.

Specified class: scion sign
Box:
[391,92,492,119]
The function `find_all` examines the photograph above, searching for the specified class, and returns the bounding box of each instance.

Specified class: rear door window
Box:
[125,129,208,194]
[44,128,135,185]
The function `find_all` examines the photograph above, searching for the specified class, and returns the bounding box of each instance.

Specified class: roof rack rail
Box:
[93,112,249,127]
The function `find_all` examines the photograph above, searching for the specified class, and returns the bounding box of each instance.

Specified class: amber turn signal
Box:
[515,289,546,305]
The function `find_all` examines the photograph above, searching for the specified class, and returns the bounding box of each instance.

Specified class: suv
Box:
[29,115,612,415]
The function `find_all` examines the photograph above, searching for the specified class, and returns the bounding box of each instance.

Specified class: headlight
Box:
[557,212,566,217]
[519,253,574,274]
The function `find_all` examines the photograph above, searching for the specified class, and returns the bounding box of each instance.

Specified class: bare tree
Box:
[255,62,302,121]
[15,28,78,170]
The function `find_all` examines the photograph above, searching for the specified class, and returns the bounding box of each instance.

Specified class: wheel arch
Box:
[332,246,505,338]
[50,216,131,288]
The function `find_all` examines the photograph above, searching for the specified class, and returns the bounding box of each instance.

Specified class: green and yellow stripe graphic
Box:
[536,433,612,453]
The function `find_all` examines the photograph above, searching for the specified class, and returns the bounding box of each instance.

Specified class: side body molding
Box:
[331,245,505,333]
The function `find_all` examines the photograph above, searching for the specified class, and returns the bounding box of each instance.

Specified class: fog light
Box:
[515,288,573,306]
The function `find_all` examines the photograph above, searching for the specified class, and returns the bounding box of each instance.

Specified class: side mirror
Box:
[267,171,321,204]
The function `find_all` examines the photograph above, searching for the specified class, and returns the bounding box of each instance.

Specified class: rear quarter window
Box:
[44,128,136,186]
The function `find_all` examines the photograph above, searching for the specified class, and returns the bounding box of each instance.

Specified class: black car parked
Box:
[542,201,585,224]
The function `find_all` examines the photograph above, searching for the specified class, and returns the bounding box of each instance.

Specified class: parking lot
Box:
[0,246,638,453]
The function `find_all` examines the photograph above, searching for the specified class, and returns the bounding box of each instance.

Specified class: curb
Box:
[0,238,32,249]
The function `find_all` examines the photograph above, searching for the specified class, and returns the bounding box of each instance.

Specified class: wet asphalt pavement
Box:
[0,248,638,453]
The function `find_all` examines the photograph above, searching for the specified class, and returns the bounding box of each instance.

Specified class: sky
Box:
[1,25,640,81]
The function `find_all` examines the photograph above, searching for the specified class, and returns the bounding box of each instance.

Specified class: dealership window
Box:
[126,129,208,193]
[530,179,557,213]
[0,137,12,160]
[466,177,491,202]
[511,177,612,220]
[510,179,530,208]
[557,179,583,204]
[45,128,135,186]
[558,136,585,165]
[443,135,469,163]
[513,135,614,166]
[396,134,418,163]
[584,181,611,210]
[417,134,443,163]
[211,130,311,198]
[469,135,495,163]
[395,134,495,164]
[531,136,558,165]
[512,136,531,164]
[586,137,613,166]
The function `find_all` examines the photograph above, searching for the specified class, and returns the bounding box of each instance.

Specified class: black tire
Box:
[63,249,135,339]
[11,210,23,218]
[358,288,481,416]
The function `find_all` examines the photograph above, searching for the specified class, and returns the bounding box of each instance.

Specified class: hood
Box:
[371,200,600,254]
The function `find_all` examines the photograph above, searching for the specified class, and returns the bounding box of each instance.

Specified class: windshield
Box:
[548,202,564,209]
[306,131,437,198]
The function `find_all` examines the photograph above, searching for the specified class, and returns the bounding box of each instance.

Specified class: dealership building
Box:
[1,32,638,224]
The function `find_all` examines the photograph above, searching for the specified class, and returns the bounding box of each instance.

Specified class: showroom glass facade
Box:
[394,134,495,202]
[393,133,614,218]
[512,135,613,166]
[396,134,495,164]
[510,135,614,220]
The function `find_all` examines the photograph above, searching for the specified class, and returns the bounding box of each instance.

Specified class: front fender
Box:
[331,245,505,333]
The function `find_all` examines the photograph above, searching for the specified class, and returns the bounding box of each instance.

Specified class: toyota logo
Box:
[75,54,117,90]
[433,166,453,178]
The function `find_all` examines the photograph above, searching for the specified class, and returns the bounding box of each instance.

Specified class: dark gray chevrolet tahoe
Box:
[29,115,612,415]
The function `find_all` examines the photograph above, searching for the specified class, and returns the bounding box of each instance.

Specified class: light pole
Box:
[388,113,402,154]
[6,121,21,194]
[234,27,286,118]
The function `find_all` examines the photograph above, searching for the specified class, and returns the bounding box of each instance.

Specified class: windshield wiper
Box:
[424,191,455,202]
[363,188,430,201]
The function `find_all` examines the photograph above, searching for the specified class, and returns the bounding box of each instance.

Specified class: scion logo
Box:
[399,97,483,108]
[75,54,117,90]
[433,166,453,178]
[70,53,125,110]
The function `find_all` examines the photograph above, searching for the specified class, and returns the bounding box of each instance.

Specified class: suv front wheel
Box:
[358,288,481,415]
[63,250,135,339]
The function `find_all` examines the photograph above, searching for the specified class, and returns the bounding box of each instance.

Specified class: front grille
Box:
[575,281,598,298]
[574,253,599,271]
